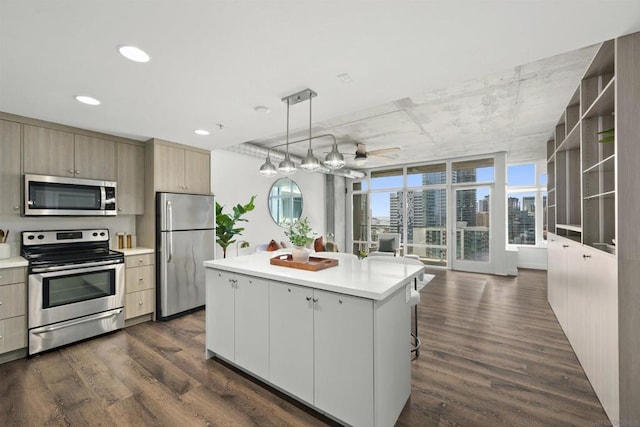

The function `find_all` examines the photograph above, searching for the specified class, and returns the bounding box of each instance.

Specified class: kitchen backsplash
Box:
[0,214,137,256]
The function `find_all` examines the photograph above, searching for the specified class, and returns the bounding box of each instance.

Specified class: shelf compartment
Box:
[583,190,615,200]
[556,223,583,232]
[583,154,615,174]
[556,122,580,152]
[546,138,555,161]
[581,39,615,116]
[582,77,615,120]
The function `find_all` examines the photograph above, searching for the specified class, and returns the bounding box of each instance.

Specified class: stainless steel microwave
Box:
[23,174,117,216]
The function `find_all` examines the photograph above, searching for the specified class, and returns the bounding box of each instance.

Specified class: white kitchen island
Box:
[203,252,423,427]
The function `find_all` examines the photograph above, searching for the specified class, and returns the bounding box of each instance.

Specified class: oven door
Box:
[28,262,125,329]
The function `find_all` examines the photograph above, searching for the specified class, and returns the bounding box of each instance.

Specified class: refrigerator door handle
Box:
[167,201,173,263]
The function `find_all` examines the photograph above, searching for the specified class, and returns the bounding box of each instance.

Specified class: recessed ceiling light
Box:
[254,105,270,114]
[75,95,101,106]
[118,45,150,63]
[194,129,210,136]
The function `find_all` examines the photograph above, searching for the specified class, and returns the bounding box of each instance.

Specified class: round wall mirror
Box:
[268,178,303,226]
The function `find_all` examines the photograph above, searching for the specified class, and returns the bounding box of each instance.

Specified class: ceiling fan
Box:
[350,143,400,166]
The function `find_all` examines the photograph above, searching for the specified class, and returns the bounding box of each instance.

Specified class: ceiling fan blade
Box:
[370,153,395,160]
[368,147,400,156]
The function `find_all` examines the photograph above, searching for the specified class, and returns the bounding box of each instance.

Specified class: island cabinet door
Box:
[313,290,374,427]
[269,281,314,404]
[235,275,269,380]
[206,269,235,361]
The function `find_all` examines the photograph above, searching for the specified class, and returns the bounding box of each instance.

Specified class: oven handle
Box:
[31,308,123,334]
[31,259,123,273]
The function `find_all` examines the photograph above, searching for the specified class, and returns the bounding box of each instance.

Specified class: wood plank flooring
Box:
[0,268,611,426]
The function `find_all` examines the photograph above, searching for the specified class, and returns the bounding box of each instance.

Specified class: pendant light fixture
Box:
[300,92,321,172]
[259,149,278,177]
[277,97,296,175]
[324,141,346,169]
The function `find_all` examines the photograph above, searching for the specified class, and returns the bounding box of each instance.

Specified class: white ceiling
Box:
[2,1,640,170]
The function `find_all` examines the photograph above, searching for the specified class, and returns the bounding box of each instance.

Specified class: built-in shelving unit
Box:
[546,31,640,425]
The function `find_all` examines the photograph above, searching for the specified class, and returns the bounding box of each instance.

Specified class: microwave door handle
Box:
[100,186,107,210]
[166,201,173,263]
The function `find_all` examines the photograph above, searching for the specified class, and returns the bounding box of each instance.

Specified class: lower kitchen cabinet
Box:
[205,269,269,379]
[205,266,413,426]
[0,267,27,355]
[124,253,154,321]
[547,234,619,422]
[269,282,374,425]
[269,282,314,403]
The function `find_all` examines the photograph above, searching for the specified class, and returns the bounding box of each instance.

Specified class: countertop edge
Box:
[0,257,29,268]
[203,259,421,301]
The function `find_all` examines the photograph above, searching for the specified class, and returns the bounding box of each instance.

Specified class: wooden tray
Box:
[270,255,338,271]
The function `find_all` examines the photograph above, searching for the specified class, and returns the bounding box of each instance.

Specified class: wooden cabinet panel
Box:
[547,235,569,333]
[125,265,154,293]
[235,275,269,379]
[0,316,27,353]
[0,119,22,214]
[23,125,74,176]
[0,282,26,320]
[125,289,153,320]
[566,244,586,363]
[125,253,154,269]
[269,281,314,404]
[154,144,185,192]
[313,290,373,426]
[74,134,116,180]
[206,269,235,361]
[184,150,210,194]
[0,267,25,286]
[116,142,144,214]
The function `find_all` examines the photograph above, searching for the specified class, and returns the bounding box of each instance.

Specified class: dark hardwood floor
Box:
[0,268,611,426]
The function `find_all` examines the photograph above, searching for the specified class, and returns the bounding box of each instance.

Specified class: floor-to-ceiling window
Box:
[350,162,448,266]
[506,161,547,246]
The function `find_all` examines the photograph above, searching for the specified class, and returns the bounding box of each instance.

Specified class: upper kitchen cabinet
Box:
[0,119,22,214]
[23,125,75,177]
[152,139,210,194]
[73,135,116,181]
[117,142,145,215]
[23,125,116,181]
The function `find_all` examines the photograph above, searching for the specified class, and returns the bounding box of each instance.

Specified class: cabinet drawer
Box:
[125,289,154,320]
[0,282,26,320]
[125,253,154,268]
[0,267,25,286]
[125,265,154,293]
[0,315,27,353]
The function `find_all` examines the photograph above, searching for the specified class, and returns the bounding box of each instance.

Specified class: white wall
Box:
[516,246,548,270]
[210,149,326,259]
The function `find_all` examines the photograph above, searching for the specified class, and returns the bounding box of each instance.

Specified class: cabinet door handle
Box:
[306,296,312,301]
[583,254,592,259]
[68,169,75,174]
[288,288,292,293]
[0,301,3,306]
[338,299,343,304]
[138,301,143,306]
[75,170,80,175]
[313,298,318,303]
[562,245,569,248]
[13,206,19,211]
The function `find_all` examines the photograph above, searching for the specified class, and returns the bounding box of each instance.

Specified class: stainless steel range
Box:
[21,229,125,355]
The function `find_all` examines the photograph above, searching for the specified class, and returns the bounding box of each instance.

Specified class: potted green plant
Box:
[284,217,316,263]
[215,195,256,258]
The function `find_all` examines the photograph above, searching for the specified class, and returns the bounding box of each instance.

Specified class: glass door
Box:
[452,186,493,273]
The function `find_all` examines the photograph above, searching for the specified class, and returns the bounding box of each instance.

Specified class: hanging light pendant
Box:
[278,98,297,175]
[324,141,346,169]
[300,93,321,172]
[259,150,277,177]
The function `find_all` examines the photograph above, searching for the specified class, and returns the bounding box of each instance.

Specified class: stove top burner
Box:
[21,228,124,269]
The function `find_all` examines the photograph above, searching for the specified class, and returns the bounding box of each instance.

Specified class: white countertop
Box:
[0,256,28,268]
[117,247,154,256]
[204,252,423,300]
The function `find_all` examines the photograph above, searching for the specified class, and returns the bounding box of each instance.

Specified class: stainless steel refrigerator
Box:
[156,192,215,320]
